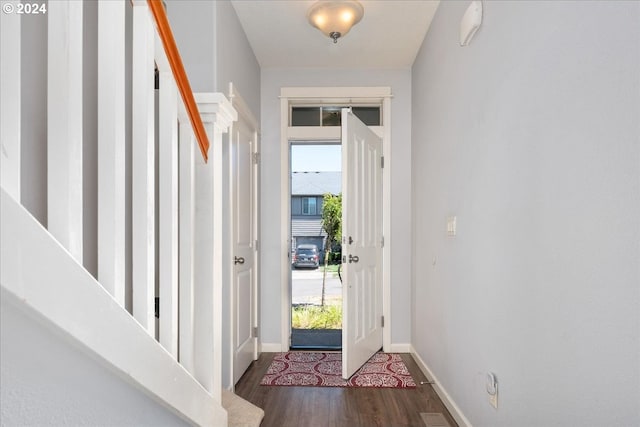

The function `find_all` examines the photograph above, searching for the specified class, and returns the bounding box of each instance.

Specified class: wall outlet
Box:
[486,372,498,409]
[488,390,498,409]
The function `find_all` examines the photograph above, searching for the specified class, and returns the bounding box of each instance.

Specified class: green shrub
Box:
[292,303,342,329]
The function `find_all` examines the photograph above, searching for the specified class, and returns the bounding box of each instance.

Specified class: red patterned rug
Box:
[260,352,416,388]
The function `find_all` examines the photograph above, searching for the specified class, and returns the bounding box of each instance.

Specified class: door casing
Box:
[226,83,260,390]
[279,87,392,352]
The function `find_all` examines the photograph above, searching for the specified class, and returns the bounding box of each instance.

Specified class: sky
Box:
[291,144,341,172]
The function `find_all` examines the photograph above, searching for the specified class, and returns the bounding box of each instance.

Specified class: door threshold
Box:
[290,345,342,351]
[291,328,342,350]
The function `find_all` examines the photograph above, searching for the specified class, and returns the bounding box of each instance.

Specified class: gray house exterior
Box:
[291,171,341,259]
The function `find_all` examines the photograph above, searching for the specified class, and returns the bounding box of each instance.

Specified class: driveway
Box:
[291,268,342,305]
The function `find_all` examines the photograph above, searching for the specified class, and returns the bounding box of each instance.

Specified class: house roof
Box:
[291,171,341,196]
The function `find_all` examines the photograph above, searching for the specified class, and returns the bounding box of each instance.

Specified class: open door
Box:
[231,105,259,385]
[341,108,383,379]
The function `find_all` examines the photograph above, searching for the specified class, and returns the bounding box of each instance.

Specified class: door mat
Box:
[260,351,416,388]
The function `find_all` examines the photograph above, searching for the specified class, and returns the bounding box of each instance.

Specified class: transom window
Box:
[291,106,381,127]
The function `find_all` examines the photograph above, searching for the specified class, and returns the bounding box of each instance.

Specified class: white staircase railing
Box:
[0,0,236,425]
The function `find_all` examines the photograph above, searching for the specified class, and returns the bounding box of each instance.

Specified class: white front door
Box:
[341,108,384,379]
[231,115,258,385]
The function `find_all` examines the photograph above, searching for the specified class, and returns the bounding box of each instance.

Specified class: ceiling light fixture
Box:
[307,0,364,44]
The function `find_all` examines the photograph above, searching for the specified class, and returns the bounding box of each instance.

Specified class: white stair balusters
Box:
[47,0,84,263]
[98,0,126,306]
[156,38,180,358]
[132,0,156,337]
[0,4,21,201]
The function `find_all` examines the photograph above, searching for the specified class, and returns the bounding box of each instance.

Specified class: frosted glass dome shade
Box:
[307,1,364,43]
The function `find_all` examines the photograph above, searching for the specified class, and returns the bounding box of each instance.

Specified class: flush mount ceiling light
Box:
[307,0,364,44]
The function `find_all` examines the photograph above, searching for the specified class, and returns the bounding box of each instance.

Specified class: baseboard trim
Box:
[388,343,412,353]
[260,342,285,353]
[410,345,473,427]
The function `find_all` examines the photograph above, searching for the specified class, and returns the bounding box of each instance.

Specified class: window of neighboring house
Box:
[302,197,317,215]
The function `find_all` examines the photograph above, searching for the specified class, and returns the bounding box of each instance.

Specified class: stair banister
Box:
[146,0,211,162]
[1,0,238,424]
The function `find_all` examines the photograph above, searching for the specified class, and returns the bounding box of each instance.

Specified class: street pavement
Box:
[291,268,342,305]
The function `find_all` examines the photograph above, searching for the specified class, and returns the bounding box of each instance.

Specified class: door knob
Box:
[234,256,245,265]
[348,255,359,263]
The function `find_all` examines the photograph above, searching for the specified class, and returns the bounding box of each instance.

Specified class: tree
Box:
[320,193,341,307]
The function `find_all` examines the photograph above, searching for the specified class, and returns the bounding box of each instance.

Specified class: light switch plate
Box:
[446,216,457,237]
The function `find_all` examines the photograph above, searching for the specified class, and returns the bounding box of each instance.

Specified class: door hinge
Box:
[254,239,259,250]
[381,236,385,248]
[253,152,260,164]
[253,326,259,338]
[381,316,385,328]
[381,156,385,169]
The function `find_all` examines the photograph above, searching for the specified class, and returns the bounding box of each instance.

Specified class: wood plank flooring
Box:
[234,352,458,427]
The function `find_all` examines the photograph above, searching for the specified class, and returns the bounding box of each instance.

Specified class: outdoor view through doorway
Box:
[290,144,342,349]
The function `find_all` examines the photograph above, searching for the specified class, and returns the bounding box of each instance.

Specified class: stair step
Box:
[221,389,264,427]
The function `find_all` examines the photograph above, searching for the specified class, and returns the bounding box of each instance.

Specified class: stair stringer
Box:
[0,188,228,427]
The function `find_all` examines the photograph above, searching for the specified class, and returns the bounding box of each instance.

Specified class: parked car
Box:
[293,244,320,269]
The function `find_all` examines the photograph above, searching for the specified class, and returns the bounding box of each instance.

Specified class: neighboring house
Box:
[290,171,341,259]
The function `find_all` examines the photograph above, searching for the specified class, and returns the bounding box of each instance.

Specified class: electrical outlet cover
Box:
[489,390,498,409]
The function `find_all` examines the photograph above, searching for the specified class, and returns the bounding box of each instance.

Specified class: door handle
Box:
[348,255,359,263]
[234,256,245,265]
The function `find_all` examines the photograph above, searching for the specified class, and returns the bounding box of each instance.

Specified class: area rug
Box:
[260,352,416,388]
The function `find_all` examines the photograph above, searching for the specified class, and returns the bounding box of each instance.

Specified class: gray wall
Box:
[0,296,190,426]
[411,1,640,426]
[260,68,413,347]
[166,1,216,92]
[168,0,260,119]
[215,0,261,118]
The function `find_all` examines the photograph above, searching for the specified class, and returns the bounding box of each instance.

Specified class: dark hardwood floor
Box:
[234,352,458,427]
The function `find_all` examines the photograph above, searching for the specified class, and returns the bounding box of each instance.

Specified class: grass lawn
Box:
[292,301,342,329]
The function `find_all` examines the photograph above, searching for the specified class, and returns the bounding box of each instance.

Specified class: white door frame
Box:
[279,87,392,352]
[226,83,260,389]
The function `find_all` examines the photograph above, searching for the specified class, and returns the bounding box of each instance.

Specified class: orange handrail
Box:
[147,0,210,162]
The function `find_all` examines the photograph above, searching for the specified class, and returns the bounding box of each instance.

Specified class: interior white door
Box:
[231,117,257,385]
[341,108,384,379]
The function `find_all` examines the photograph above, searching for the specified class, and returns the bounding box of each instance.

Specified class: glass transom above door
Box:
[291,106,381,127]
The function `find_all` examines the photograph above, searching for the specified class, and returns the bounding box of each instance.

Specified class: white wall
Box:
[260,68,413,348]
[411,1,640,426]
[0,296,190,426]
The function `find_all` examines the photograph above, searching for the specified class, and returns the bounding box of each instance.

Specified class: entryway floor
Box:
[234,352,459,427]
